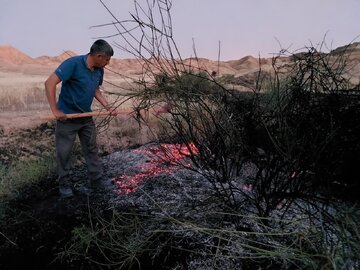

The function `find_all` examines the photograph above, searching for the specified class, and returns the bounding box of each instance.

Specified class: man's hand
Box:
[52,108,67,120]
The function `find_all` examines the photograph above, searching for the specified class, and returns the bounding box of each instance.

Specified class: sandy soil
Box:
[0,110,49,132]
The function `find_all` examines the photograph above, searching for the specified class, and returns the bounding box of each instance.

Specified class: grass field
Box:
[0,71,138,112]
[0,70,160,156]
[0,71,49,111]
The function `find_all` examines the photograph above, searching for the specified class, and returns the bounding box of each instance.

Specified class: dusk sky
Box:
[1,0,359,60]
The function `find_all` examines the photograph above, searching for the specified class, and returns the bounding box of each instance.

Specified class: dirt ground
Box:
[0,111,145,269]
[0,109,168,269]
[0,109,159,162]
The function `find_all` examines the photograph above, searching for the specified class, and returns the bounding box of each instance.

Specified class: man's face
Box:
[94,54,111,68]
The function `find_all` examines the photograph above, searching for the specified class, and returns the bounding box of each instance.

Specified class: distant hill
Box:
[330,42,360,55]
[36,50,77,66]
[0,45,35,65]
[0,46,78,74]
[0,43,359,85]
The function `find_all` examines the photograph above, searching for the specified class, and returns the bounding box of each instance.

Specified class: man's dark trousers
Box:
[56,117,103,185]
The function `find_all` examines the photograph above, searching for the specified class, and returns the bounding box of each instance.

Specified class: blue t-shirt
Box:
[55,55,104,114]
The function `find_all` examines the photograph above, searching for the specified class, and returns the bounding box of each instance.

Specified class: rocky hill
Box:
[0,45,35,66]
[0,43,360,84]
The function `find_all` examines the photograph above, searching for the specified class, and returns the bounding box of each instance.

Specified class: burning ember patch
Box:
[113,143,198,194]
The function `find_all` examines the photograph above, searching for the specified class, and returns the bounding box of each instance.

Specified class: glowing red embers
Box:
[113,143,198,194]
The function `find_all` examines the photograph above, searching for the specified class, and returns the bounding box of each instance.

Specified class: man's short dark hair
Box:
[90,39,114,56]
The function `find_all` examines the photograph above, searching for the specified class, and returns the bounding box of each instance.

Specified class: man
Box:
[45,39,117,198]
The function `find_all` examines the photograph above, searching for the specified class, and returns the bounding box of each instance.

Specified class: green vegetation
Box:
[0,155,56,201]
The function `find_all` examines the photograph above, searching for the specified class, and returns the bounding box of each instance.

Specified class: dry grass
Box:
[0,72,49,111]
[0,71,135,129]
[0,71,138,112]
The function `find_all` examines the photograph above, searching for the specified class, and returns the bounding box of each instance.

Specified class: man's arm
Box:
[44,73,66,120]
[94,88,117,115]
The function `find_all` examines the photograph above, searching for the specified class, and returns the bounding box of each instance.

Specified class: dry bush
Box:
[63,1,360,269]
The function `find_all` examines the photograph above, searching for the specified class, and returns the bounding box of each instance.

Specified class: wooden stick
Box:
[35,110,132,121]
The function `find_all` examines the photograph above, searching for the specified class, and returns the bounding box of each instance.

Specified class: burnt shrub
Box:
[135,45,360,217]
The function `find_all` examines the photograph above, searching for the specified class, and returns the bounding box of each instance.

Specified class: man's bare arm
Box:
[44,73,66,120]
[95,88,118,115]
